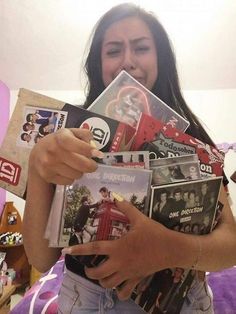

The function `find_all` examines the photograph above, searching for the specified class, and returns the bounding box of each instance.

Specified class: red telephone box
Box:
[93,202,129,241]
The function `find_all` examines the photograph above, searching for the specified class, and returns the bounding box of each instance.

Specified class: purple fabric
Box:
[10,258,65,314]
[207,266,236,314]
[0,81,10,217]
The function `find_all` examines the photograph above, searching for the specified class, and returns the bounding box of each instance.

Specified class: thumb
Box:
[112,192,145,225]
[69,128,93,143]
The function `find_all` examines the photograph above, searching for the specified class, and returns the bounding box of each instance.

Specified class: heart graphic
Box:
[105,86,150,127]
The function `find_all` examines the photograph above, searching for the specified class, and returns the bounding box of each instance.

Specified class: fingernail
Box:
[112,192,124,202]
[61,247,72,255]
[91,149,104,159]
[90,140,97,149]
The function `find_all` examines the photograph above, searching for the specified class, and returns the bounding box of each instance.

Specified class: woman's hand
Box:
[29,128,101,185]
[62,198,173,300]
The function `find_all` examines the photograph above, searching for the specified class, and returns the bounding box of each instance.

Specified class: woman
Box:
[23,3,236,313]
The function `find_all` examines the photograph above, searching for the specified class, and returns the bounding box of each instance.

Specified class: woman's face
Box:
[101,17,158,90]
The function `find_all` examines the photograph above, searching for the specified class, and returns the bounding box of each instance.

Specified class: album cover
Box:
[150,154,201,185]
[95,151,150,169]
[88,70,189,131]
[16,105,67,149]
[149,176,222,231]
[132,267,195,314]
[44,185,66,247]
[61,103,136,152]
[53,164,152,249]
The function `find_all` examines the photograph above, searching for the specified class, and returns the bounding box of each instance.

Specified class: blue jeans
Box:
[57,269,214,314]
[181,277,213,313]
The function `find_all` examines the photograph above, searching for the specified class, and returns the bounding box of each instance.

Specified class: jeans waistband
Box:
[65,267,108,294]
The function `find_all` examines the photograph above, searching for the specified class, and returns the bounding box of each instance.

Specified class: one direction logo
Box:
[80,117,110,150]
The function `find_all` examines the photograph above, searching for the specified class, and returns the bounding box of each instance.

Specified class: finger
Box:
[64,152,98,174]
[112,194,145,225]
[85,258,120,283]
[99,272,125,289]
[116,277,142,301]
[38,143,98,176]
[41,162,84,181]
[55,129,102,158]
[69,128,93,143]
[61,240,113,256]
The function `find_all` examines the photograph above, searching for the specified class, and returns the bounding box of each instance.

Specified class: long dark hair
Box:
[83,3,214,146]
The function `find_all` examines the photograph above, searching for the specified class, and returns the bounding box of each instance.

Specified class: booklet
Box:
[131,176,222,313]
[88,70,189,131]
[0,89,136,198]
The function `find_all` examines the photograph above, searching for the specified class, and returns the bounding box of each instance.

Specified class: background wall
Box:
[7,89,236,217]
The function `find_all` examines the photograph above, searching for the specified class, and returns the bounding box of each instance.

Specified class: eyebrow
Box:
[104,36,152,46]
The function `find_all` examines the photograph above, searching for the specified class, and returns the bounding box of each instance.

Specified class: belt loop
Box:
[104,289,115,309]
[73,284,82,307]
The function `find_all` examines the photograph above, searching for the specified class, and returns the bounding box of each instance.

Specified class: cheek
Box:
[102,68,111,87]
[148,58,158,86]
[102,59,117,87]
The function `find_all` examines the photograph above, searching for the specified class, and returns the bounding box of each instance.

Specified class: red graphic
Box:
[132,113,224,177]
[132,113,166,150]
[94,202,129,241]
[105,86,150,128]
[0,157,21,186]
[81,122,89,129]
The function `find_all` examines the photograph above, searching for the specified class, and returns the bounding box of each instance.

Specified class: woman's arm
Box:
[23,128,100,273]
[23,164,61,273]
[191,185,236,271]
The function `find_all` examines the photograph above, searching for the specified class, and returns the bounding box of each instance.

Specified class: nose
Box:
[122,48,136,71]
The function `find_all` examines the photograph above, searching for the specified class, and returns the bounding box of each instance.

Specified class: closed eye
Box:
[135,46,150,53]
[106,49,122,56]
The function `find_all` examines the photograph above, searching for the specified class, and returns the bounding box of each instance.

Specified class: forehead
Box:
[102,16,153,43]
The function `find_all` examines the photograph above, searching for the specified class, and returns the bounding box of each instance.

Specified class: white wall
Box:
[7,89,236,217]
[184,89,236,214]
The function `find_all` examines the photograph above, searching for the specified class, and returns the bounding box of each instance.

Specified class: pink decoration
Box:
[216,142,236,153]
[45,302,58,314]
[39,291,55,300]
[0,81,10,216]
